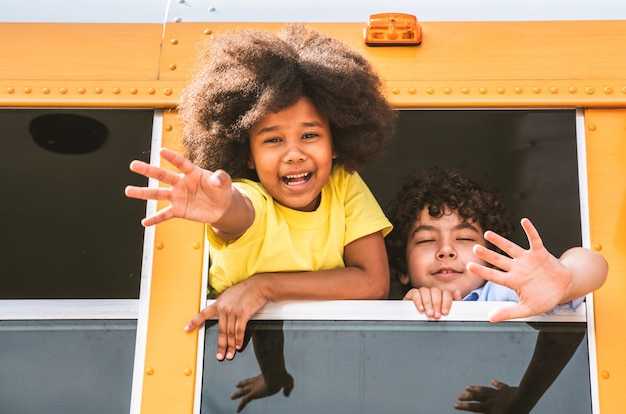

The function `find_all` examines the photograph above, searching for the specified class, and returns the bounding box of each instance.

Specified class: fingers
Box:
[403,288,452,319]
[184,304,217,332]
[472,244,511,272]
[158,147,198,175]
[483,230,523,259]
[519,218,545,251]
[467,261,507,286]
[129,159,181,187]
[488,303,533,322]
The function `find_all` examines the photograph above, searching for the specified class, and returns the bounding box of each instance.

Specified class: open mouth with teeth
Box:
[282,172,312,186]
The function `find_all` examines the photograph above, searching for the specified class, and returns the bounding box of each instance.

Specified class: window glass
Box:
[201,320,590,413]
[0,109,152,299]
[363,109,580,255]
[0,320,136,414]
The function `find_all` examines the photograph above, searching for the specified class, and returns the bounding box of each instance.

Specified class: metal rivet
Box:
[169,64,177,70]
[146,367,155,375]
[568,86,577,94]
[601,371,609,379]
[550,86,558,94]
[171,38,179,45]
[59,87,68,94]
[408,87,416,94]
[42,87,50,94]
[479,87,487,94]
[532,86,541,94]
[461,87,469,94]
[156,242,164,250]
[621,86,626,94]
[130,87,138,94]
[585,86,595,95]
[113,87,121,94]
[208,7,216,12]
[497,87,505,94]
[6,86,15,94]
[426,87,434,94]
[183,368,193,376]
[193,242,201,250]
[443,87,452,94]
[514,86,523,94]
[23,86,32,94]
[204,29,212,35]
[592,243,602,251]
[603,86,613,94]
[174,17,182,22]
[163,88,173,96]
[147,88,156,95]
[588,124,597,131]
[164,124,173,131]
[94,87,103,94]
[78,87,86,94]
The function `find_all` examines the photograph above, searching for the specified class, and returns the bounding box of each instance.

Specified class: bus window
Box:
[0,109,152,299]
[197,109,591,413]
[200,311,590,414]
[0,319,136,413]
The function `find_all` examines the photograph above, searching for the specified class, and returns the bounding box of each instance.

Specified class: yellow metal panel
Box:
[140,111,205,413]
[585,109,626,414]
[0,23,162,80]
[161,21,626,107]
[0,23,179,107]
[2,20,626,108]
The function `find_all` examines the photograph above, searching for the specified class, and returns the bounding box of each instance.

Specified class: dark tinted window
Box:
[0,109,151,299]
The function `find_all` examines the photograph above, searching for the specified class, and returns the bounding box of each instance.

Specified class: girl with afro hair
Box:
[126,24,397,363]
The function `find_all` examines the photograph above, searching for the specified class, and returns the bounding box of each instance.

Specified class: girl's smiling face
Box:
[400,208,488,297]
[248,96,336,212]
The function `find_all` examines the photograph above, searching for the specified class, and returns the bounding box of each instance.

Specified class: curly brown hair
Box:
[178,23,397,180]
[385,167,515,278]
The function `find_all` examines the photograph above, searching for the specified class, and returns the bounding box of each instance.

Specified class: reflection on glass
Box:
[0,320,136,414]
[202,321,590,414]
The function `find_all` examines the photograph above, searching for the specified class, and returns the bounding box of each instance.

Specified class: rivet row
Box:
[2,86,176,96]
[388,85,626,95]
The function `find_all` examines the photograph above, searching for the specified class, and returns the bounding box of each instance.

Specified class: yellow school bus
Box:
[1,1,624,413]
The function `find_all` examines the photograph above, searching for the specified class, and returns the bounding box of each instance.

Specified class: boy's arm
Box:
[185,231,390,360]
[125,147,254,239]
[467,218,608,322]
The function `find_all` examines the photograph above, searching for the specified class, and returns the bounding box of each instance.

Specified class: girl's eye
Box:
[415,239,435,245]
[457,237,476,242]
[263,137,282,144]
[302,132,319,140]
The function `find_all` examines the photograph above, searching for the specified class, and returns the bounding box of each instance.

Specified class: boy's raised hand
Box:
[125,147,233,227]
[466,218,571,322]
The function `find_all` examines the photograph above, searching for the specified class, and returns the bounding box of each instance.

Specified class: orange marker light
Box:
[364,13,422,46]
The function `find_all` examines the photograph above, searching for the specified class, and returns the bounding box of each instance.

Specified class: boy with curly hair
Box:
[125,24,396,363]
[385,167,608,321]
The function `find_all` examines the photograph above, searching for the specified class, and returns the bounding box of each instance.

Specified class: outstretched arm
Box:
[125,148,254,240]
[185,231,390,360]
[467,218,608,322]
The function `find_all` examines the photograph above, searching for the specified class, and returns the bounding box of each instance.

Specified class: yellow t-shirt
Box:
[206,167,392,295]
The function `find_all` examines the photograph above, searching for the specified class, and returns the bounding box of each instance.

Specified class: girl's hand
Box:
[125,147,233,227]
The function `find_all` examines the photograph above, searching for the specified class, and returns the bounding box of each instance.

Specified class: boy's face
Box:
[399,208,488,298]
[248,96,336,212]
